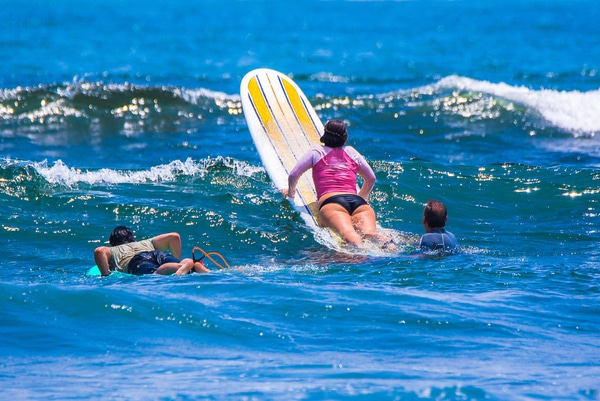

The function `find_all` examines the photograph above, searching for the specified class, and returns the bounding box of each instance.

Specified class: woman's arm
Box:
[287,147,319,198]
[347,147,376,199]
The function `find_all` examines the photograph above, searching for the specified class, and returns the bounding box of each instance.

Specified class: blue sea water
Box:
[1,0,600,400]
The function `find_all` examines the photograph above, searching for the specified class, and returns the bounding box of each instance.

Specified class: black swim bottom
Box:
[128,250,180,275]
[319,194,368,215]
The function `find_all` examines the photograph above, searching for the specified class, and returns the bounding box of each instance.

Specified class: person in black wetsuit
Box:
[419,200,459,254]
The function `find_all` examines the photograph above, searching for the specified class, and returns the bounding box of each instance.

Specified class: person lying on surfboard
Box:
[283,120,382,248]
[93,226,209,276]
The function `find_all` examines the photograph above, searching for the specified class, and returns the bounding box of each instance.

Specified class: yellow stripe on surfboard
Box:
[278,78,322,218]
[280,77,322,144]
[247,75,297,172]
[250,73,309,165]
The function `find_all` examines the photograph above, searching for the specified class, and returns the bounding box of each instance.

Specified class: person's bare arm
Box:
[93,246,113,276]
[152,232,183,259]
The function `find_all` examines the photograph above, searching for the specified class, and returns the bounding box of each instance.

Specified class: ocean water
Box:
[1,0,600,400]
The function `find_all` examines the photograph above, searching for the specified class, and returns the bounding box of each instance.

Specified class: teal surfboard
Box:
[87,265,101,276]
[86,265,132,277]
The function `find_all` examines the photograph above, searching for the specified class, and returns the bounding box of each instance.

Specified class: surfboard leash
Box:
[192,245,231,270]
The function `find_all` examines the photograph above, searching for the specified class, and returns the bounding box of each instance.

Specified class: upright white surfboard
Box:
[240,68,341,245]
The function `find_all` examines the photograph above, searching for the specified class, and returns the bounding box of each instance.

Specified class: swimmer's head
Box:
[423,200,447,228]
[109,226,135,246]
[320,120,348,148]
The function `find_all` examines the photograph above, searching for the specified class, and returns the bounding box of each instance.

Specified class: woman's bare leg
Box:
[351,205,377,237]
[352,205,396,250]
[319,203,362,244]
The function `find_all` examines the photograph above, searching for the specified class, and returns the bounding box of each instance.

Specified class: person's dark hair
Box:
[423,200,447,228]
[320,120,348,148]
[109,225,135,246]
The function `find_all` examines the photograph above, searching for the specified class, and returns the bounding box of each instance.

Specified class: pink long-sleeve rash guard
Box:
[288,145,376,200]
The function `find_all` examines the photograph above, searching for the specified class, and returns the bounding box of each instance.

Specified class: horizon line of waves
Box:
[0,156,264,190]
[0,81,242,127]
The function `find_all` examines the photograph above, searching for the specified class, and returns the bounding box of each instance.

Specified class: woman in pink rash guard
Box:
[284,120,378,246]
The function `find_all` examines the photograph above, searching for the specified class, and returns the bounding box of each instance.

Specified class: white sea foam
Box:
[431,75,600,134]
[31,157,263,187]
[178,87,240,104]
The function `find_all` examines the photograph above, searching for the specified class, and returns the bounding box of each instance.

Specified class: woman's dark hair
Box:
[423,200,447,228]
[109,225,135,246]
[320,120,348,148]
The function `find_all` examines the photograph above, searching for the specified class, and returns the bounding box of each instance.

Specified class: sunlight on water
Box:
[1,0,599,399]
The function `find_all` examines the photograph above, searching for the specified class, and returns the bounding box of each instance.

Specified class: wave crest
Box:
[429,75,600,134]
[0,156,264,194]
[0,81,242,132]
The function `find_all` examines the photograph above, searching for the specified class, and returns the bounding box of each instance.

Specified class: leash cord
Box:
[192,246,231,269]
